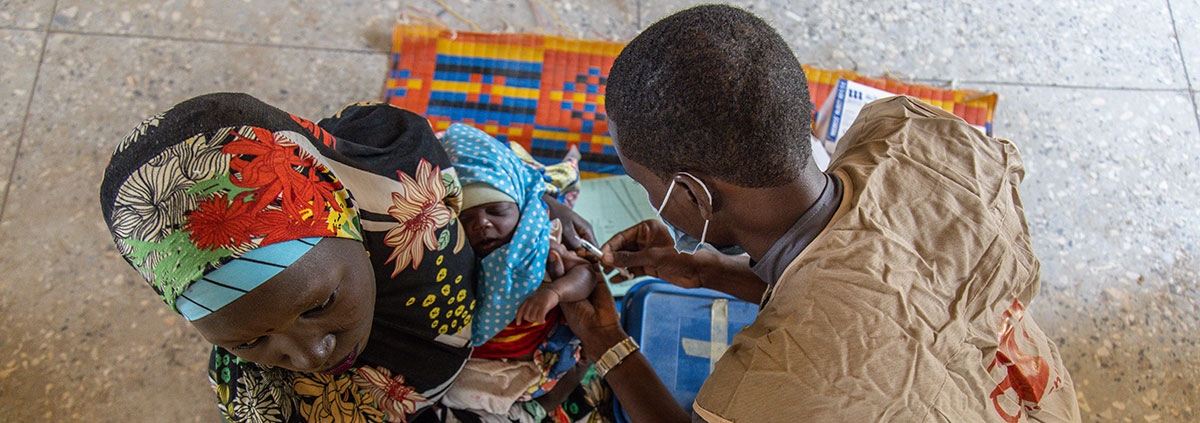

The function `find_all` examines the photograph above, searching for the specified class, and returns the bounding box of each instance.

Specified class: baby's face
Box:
[460,202,520,257]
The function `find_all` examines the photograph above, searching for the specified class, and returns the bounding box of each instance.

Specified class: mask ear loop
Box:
[654,179,678,217]
[680,172,713,245]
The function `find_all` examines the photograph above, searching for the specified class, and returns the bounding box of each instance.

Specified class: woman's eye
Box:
[303,288,338,316]
[235,336,265,350]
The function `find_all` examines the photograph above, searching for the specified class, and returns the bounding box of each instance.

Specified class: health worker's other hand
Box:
[560,280,627,360]
[601,219,710,289]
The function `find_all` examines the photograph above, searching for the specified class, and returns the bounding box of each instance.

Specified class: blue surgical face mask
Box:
[651,173,746,256]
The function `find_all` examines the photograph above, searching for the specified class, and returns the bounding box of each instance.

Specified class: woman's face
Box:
[459,201,520,257]
[191,237,376,375]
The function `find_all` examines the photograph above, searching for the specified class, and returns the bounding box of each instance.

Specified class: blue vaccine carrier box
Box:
[612,279,759,421]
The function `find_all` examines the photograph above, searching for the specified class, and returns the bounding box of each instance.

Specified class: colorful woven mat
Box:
[803,68,997,137]
[385,24,998,178]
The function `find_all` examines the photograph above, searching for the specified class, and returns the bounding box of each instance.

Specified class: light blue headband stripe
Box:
[176,238,321,321]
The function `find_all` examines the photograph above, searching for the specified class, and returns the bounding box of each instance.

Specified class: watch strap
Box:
[595,337,639,378]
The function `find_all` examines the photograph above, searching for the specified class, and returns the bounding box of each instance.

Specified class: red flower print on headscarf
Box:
[254,208,336,246]
[185,193,255,250]
[351,366,426,423]
[223,127,341,218]
[384,159,451,276]
[290,114,336,148]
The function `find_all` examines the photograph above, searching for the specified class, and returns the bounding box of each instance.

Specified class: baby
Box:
[439,123,599,417]
[459,186,596,327]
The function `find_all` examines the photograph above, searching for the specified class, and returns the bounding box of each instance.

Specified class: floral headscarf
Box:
[99,93,362,315]
[439,123,550,345]
[103,94,484,422]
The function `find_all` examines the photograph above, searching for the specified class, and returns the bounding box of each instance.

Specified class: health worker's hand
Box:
[560,280,628,360]
[600,219,712,289]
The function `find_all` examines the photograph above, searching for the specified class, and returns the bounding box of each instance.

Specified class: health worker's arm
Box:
[601,219,766,303]
[560,281,693,423]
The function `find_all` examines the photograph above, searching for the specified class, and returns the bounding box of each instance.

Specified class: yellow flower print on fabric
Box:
[350,366,426,423]
[293,373,384,423]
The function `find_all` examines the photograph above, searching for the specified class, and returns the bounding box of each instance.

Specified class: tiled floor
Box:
[0,0,1197,421]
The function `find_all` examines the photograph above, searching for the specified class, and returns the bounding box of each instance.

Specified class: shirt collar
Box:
[749,173,843,287]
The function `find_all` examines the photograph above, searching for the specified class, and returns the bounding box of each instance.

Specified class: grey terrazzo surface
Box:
[642,0,1189,89]
[0,0,53,29]
[0,29,42,214]
[988,84,1200,421]
[1171,0,1200,88]
[0,0,1197,421]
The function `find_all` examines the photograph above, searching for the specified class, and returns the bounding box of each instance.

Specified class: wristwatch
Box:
[594,337,639,378]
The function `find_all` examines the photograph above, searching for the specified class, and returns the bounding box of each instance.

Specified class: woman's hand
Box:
[543,194,595,250]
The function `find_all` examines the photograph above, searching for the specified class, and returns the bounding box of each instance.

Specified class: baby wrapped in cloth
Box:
[438,124,603,422]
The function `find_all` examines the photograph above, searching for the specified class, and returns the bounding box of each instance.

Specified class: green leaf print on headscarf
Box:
[124,231,233,307]
[187,171,255,200]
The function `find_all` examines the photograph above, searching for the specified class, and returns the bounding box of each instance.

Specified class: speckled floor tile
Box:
[1194,90,1200,129]
[401,0,638,41]
[0,0,55,29]
[0,32,385,422]
[640,0,1187,89]
[1170,0,1200,88]
[984,84,1200,421]
[50,0,402,50]
[0,29,42,216]
[49,0,637,52]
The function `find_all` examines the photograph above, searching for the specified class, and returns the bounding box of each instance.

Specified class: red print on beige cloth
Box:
[988,298,1062,423]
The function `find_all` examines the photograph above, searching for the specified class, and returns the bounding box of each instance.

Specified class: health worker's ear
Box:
[672,172,719,221]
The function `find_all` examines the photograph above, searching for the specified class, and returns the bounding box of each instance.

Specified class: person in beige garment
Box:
[558,4,1082,423]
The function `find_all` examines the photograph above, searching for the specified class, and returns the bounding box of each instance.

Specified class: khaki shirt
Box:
[693,97,1080,423]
